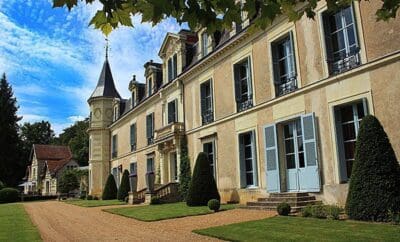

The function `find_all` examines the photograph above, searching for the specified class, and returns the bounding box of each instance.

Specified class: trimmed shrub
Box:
[0,188,19,203]
[277,202,291,216]
[79,194,86,200]
[327,205,342,220]
[179,136,191,201]
[102,174,118,200]
[117,170,130,201]
[208,199,220,212]
[312,205,328,219]
[86,195,93,200]
[186,152,220,206]
[301,205,313,217]
[346,115,400,222]
[150,197,161,205]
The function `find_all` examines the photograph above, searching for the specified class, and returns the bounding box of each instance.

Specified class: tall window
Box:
[203,141,216,178]
[234,57,253,112]
[130,162,137,175]
[322,5,360,75]
[202,32,208,57]
[146,113,154,145]
[168,54,178,82]
[334,100,367,182]
[147,156,154,173]
[283,119,305,170]
[239,131,258,188]
[200,79,214,125]
[272,32,297,97]
[167,99,177,124]
[148,78,153,97]
[130,123,136,151]
[112,134,118,158]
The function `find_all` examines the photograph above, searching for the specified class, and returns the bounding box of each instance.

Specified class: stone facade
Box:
[88,1,400,206]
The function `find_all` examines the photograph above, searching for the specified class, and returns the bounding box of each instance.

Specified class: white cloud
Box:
[68,115,85,122]
[20,114,49,123]
[13,84,46,96]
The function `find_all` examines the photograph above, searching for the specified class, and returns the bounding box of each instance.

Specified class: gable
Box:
[158,33,180,58]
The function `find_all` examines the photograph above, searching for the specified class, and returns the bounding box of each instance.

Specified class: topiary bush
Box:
[102,174,118,200]
[86,195,93,200]
[117,170,130,201]
[0,188,19,203]
[179,136,191,201]
[208,199,220,212]
[277,202,291,216]
[346,115,400,222]
[186,152,220,206]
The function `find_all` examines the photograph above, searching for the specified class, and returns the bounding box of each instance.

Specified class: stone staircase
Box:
[246,192,321,212]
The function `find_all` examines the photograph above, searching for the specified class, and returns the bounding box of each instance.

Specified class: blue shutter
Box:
[264,124,280,193]
[299,113,321,192]
[288,31,297,79]
[271,43,280,85]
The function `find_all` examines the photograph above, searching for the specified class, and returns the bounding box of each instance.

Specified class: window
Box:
[112,167,119,187]
[170,152,178,181]
[203,141,216,178]
[146,113,154,145]
[234,57,253,112]
[167,99,178,124]
[167,54,178,82]
[148,78,153,97]
[112,134,118,158]
[131,91,135,107]
[202,32,208,57]
[200,79,214,124]
[130,123,136,151]
[147,156,154,173]
[334,100,368,182]
[283,119,305,170]
[239,131,258,188]
[272,32,297,97]
[130,162,137,175]
[113,106,119,121]
[322,5,360,75]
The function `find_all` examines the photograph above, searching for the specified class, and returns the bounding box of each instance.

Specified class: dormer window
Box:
[167,54,178,82]
[202,32,208,57]
[113,105,119,121]
[148,78,153,97]
[131,91,135,107]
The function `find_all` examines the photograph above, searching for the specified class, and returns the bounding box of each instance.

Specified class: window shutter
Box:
[174,99,178,122]
[271,43,280,85]
[234,64,241,103]
[146,115,151,138]
[200,83,207,118]
[264,123,280,192]
[246,57,253,98]
[334,107,347,182]
[173,54,178,78]
[239,134,247,188]
[322,12,334,61]
[168,59,172,81]
[212,140,216,177]
[130,124,136,147]
[288,31,297,79]
[152,114,154,135]
[250,130,258,186]
[209,80,214,113]
[362,98,369,115]
[301,113,318,167]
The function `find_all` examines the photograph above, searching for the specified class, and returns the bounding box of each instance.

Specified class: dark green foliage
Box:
[150,197,161,205]
[58,170,79,194]
[178,136,191,201]
[327,205,341,220]
[102,174,117,200]
[53,119,89,166]
[0,73,23,187]
[277,202,291,216]
[186,152,220,206]
[0,181,4,190]
[93,196,99,200]
[301,205,313,217]
[86,195,93,200]
[80,194,86,199]
[0,188,20,203]
[208,199,220,212]
[117,170,130,201]
[311,205,328,219]
[346,115,400,221]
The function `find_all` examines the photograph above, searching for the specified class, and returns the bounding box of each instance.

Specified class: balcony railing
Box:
[276,77,298,97]
[237,99,253,112]
[154,122,184,142]
[147,136,154,145]
[201,110,214,125]
[328,49,360,75]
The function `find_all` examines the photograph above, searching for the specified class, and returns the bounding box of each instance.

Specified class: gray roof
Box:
[89,59,121,100]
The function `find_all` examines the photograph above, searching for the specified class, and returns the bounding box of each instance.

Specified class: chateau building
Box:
[88,1,400,205]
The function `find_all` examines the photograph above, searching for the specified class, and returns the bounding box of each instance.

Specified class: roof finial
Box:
[105,38,109,60]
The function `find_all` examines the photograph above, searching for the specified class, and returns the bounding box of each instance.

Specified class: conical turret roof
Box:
[89,58,121,101]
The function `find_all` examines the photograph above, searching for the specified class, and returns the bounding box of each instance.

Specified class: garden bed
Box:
[64,199,126,207]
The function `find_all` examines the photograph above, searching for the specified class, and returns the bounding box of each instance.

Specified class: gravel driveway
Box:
[24,201,275,242]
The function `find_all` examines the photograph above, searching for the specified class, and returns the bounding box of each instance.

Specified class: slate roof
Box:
[89,59,121,100]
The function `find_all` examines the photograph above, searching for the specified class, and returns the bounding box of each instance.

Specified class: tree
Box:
[346,115,400,221]
[117,170,130,201]
[178,136,191,201]
[54,119,89,166]
[186,152,220,206]
[52,0,399,36]
[0,73,22,187]
[58,169,79,194]
[102,174,118,200]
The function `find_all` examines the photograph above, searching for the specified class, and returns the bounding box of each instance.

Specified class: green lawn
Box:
[0,203,42,242]
[104,202,237,221]
[194,216,400,242]
[64,199,126,207]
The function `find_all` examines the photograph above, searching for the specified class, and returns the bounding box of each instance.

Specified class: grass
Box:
[194,216,400,242]
[104,202,237,221]
[0,203,42,242]
[64,199,126,207]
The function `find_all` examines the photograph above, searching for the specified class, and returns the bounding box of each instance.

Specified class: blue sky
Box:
[0,0,183,134]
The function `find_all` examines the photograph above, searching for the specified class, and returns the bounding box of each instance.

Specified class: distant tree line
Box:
[0,73,89,187]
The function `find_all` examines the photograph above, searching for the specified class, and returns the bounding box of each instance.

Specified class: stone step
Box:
[257,196,315,202]
[240,205,304,212]
[247,200,319,208]
[269,192,309,198]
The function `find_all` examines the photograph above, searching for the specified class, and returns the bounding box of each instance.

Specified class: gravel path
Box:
[24,201,275,242]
